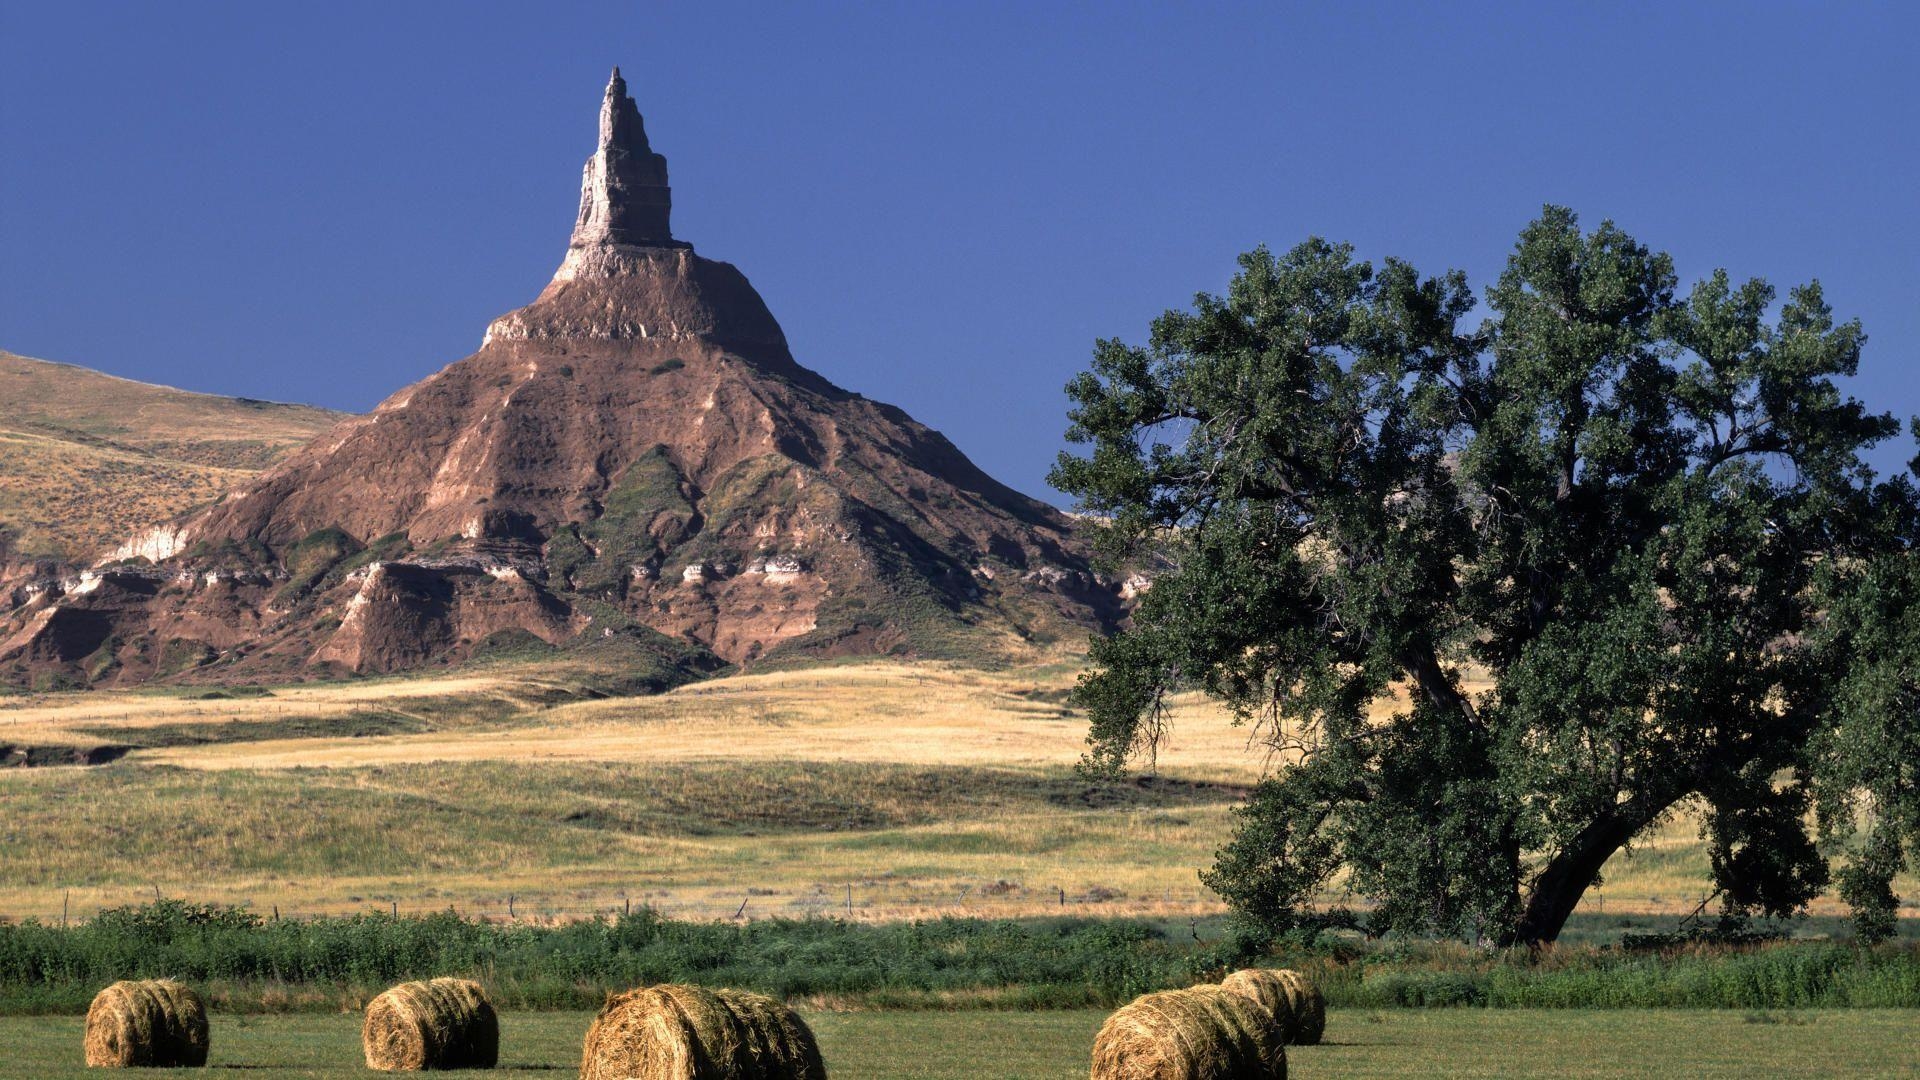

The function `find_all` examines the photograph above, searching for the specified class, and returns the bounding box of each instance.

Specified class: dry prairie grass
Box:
[0,349,344,559]
[0,674,558,746]
[3,659,1911,924]
[0,757,1243,921]
[0,350,342,465]
[8,663,1271,773]
[0,429,254,561]
[159,684,1264,777]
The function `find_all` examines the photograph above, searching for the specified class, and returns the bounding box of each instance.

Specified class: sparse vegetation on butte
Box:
[0,350,345,562]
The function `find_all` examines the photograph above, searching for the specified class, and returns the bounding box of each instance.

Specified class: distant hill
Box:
[0,350,347,561]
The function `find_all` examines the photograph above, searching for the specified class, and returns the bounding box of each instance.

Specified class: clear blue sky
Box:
[3,2,1915,500]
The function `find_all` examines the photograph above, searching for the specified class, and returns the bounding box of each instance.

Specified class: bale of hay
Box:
[1220,969,1324,1047]
[1089,984,1285,1079]
[1219,969,1297,1045]
[83,979,210,1068]
[1266,970,1324,1046]
[150,979,210,1067]
[362,977,499,1071]
[715,989,828,1079]
[579,983,827,1079]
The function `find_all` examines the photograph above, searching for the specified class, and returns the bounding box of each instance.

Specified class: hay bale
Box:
[1089,984,1285,1079]
[1266,970,1323,1046]
[1219,969,1297,1045]
[715,989,828,1079]
[153,981,211,1067]
[83,979,210,1068]
[1244,968,1320,1045]
[579,983,827,1079]
[362,977,499,1071]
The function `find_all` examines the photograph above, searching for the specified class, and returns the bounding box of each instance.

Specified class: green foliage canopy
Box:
[1053,206,1918,946]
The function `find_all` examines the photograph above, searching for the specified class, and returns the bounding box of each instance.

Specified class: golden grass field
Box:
[0,429,253,562]
[5,656,1911,926]
[0,350,344,560]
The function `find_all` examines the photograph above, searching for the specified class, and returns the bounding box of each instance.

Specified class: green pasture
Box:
[2,1009,1915,1078]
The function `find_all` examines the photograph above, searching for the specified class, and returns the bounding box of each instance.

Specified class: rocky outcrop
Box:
[0,69,1121,688]
[481,243,786,348]
[105,523,193,564]
[572,67,677,248]
[311,560,580,672]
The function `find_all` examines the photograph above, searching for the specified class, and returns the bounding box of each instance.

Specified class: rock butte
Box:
[0,69,1122,686]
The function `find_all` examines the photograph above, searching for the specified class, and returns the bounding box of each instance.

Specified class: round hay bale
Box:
[1268,970,1325,1046]
[362,977,499,1071]
[1219,969,1298,1045]
[83,979,210,1068]
[153,980,211,1067]
[1089,984,1285,1079]
[580,983,827,1079]
[715,989,827,1079]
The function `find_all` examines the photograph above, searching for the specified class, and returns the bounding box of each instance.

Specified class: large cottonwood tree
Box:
[1812,487,1920,943]
[1052,207,1917,946]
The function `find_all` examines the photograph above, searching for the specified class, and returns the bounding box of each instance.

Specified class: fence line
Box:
[8,883,1236,926]
[16,883,1917,927]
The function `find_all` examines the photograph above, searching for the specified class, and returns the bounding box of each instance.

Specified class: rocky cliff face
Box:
[0,70,1119,687]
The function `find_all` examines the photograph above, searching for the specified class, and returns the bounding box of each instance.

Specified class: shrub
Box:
[2,902,1916,1015]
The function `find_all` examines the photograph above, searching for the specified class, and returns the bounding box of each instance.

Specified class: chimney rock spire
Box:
[571,66,675,248]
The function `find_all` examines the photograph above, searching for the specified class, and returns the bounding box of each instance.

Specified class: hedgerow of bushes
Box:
[0,901,1914,1014]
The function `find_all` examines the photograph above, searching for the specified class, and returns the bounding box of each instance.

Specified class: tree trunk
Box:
[1400,646,1478,728]
[1507,799,1667,947]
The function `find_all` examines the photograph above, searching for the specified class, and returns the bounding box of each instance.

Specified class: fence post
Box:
[846,884,853,917]
[508,895,516,920]
[62,889,69,928]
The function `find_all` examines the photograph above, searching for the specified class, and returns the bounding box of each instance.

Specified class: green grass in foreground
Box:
[1,1009,1916,1078]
